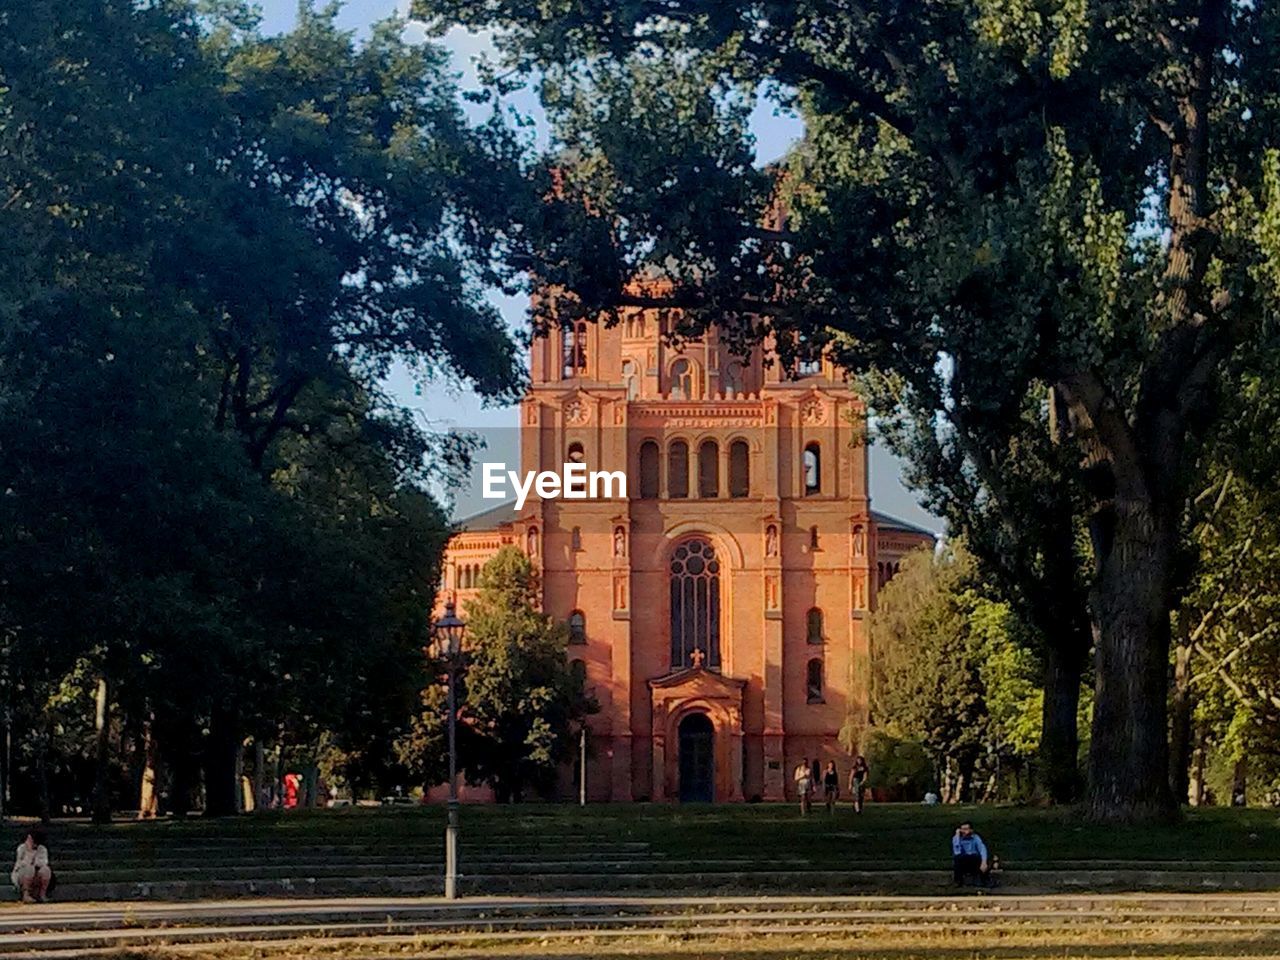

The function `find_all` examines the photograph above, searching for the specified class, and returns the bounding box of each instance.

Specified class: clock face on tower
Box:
[800,397,826,426]
[564,398,589,425]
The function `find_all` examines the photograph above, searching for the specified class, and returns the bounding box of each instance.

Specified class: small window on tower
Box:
[571,526,583,551]
[562,322,587,378]
[806,608,824,645]
[670,358,699,399]
[639,440,660,499]
[622,359,640,400]
[668,440,689,499]
[568,610,587,645]
[729,441,749,498]
[807,659,824,703]
[803,443,821,495]
[698,440,719,498]
[723,361,745,398]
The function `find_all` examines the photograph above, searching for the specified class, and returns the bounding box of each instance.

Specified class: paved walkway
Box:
[7,892,1280,957]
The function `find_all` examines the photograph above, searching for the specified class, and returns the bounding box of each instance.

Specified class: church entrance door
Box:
[678,712,715,802]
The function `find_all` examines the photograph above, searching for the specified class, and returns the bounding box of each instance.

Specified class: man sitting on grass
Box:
[951,821,990,888]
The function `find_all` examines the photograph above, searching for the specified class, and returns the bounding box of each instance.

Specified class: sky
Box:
[255,0,943,534]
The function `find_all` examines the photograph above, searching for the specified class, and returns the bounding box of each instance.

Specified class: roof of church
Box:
[453,501,938,540]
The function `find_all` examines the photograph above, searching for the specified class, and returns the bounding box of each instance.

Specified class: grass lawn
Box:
[42,802,1280,871]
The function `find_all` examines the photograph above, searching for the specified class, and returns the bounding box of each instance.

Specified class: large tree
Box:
[0,0,530,816]
[425,0,1280,819]
[869,544,1043,803]
[399,547,595,802]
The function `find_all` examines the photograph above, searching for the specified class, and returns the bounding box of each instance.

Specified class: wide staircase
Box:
[29,806,1280,901]
[7,894,1280,958]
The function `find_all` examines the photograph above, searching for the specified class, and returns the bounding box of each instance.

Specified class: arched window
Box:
[622,359,640,400]
[803,442,821,495]
[571,526,583,551]
[566,441,585,464]
[806,608,824,645]
[698,440,719,498]
[670,358,698,399]
[568,610,587,645]
[809,526,820,551]
[723,361,744,398]
[807,659,824,703]
[562,321,587,378]
[668,440,689,499]
[670,538,720,670]
[729,440,749,498]
[639,440,660,499]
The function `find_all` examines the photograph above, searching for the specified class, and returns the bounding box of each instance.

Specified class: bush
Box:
[864,729,933,801]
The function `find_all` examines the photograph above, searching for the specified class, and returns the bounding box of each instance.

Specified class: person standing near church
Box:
[849,754,870,814]
[794,759,813,815]
[822,761,840,813]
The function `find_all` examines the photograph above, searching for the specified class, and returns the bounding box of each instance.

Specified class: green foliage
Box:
[862,730,932,802]
[1174,337,1280,804]
[869,544,1044,802]
[423,0,1280,817]
[399,548,596,802]
[0,0,528,814]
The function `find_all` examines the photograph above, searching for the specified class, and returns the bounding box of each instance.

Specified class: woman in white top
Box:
[11,829,51,903]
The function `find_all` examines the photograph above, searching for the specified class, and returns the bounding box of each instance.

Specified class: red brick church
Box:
[437,311,935,802]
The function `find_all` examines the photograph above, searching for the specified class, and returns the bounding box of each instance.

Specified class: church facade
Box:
[437,314,935,802]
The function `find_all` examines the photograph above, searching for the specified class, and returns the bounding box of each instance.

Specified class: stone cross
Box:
[689,648,705,669]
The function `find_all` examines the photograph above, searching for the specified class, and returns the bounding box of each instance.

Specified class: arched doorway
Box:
[678,712,715,802]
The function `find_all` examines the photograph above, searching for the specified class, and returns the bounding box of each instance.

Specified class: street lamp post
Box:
[431,600,466,900]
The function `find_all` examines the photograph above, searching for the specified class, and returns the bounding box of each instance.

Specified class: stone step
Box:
[7,898,1280,956]
[35,868,1280,902]
[56,856,823,882]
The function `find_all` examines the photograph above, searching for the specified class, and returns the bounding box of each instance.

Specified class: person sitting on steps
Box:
[951,821,991,888]
[11,829,51,903]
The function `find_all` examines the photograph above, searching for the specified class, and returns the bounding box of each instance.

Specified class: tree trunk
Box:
[1040,639,1086,803]
[137,715,159,819]
[91,676,112,824]
[37,721,52,823]
[1232,756,1247,807]
[1085,502,1178,822]
[252,739,266,813]
[1188,723,1206,806]
[1168,642,1195,805]
[169,726,196,818]
[202,707,240,817]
